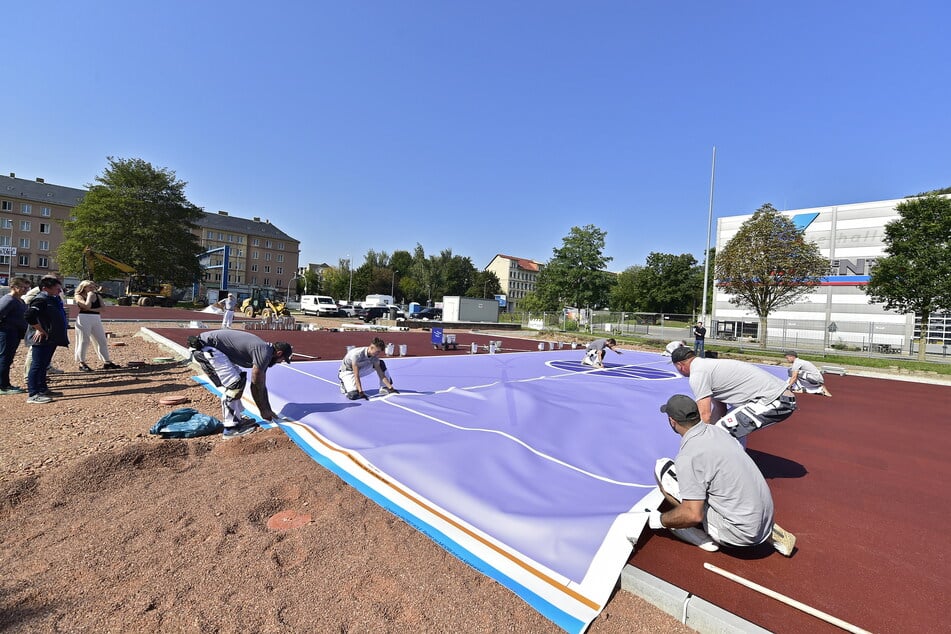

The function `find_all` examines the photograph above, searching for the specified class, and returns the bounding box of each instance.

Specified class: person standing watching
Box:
[692,321,707,358]
[0,277,31,395]
[641,394,796,556]
[216,292,237,329]
[23,276,70,403]
[73,280,120,371]
[670,346,797,438]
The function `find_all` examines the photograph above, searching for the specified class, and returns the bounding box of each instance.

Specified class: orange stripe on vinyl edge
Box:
[284,420,600,611]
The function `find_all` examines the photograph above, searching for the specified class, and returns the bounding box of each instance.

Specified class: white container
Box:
[399,344,407,356]
[537,342,545,351]
[489,342,497,354]
[385,343,395,356]
[470,342,478,354]
[189,320,203,328]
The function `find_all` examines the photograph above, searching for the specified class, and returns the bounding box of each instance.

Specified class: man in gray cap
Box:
[670,346,797,438]
[190,329,293,438]
[644,394,796,556]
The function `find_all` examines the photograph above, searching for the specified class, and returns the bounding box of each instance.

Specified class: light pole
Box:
[347,254,353,304]
[391,269,398,300]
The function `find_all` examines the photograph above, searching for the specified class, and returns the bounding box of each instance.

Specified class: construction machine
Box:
[82,247,183,307]
[240,288,291,318]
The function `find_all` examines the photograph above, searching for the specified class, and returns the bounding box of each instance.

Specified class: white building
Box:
[712,196,950,355]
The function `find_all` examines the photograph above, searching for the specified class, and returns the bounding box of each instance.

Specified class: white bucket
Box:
[537,342,545,351]
[571,342,578,349]
[548,342,555,350]
[471,342,478,354]
[399,344,407,356]
[489,342,497,354]
[189,320,202,328]
[385,343,395,356]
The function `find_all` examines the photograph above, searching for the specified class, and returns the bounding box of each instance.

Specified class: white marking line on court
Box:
[379,397,651,489]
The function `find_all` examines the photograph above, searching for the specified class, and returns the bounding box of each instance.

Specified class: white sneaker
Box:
[581,356,593,367]
[670,526,719,552]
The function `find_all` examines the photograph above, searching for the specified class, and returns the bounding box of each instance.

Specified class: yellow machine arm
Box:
[83,247,137,277]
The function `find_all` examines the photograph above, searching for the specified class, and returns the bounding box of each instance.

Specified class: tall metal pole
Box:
[347,254,353,304]
[700,146,717,322]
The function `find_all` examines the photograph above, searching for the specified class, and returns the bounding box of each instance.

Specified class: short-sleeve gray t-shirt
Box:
[339,346,381,374]
[675,422,774,546]
[791,357,822,381]
[688,358,786,406]
[199,329,274,369]
[587,338,610,352]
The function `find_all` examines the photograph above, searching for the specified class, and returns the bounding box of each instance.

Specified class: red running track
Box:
[629,373,950,633]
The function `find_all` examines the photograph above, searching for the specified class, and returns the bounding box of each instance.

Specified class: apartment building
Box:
[485,253,543,312]
[0,173,85,285]
[1,173,301,299]
[195,211,300,300]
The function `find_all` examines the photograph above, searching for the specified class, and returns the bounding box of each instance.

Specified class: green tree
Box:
[610,265,644,312]
[715,203,827,348]
[466,270,501,298]
[535,224,613,310]
[866,193,951,360]
[629,252,701,314]
[56,157,203,287]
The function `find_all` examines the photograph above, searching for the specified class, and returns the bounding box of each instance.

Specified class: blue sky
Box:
[5,1,949,273]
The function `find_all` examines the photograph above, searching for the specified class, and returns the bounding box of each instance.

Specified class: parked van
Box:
[301,295,340,317]
[364,294,395,307]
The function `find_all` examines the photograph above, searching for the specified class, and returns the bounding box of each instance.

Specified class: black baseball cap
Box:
[670,347,695,364]
[660,395,701,424]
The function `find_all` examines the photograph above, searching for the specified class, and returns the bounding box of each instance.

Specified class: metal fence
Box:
[500,311,951,361]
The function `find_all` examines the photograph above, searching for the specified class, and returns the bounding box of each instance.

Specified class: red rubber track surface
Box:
[629,373,950,633]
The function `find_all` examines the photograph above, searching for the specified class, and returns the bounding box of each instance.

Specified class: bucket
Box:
[385,343,395,356]
[571,342,578,349]
[489,342,497,354]
[548,342,555,350]
[471,342,478,354]
[399,344,407,356]
[537,342,545,351]
[188,320,202,328]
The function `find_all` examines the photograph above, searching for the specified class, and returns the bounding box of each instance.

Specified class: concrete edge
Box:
[620,565,771,634]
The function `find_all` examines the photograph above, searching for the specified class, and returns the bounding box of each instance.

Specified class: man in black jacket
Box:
[24,276,69,403]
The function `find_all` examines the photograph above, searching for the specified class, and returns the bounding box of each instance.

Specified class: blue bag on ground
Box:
[150,408,223,438]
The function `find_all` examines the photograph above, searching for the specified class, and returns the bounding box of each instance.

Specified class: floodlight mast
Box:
[700,146,716,322]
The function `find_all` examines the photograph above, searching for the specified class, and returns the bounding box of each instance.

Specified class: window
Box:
[250,264,258,272]
[21,203,32,214]
[19,238,30,249]
[0,218,11,229]
[228,234,234,242]
[207,231,215,239]
[264,266,270,273]
[39,223,51,234]
[235,249,243,257]
[0,235,9,247]
[277,242,284,250]
[276,254,284,263]
[264,252,271,261]
[276,267,283,275]
[237,236,244,244]
[252,238,260,246]
[42,207,51,217]
[39,240,49,251]
[265,240,272,248]
[18,254,30,266]
[20,220,31,231]
[38,256,49,268]
[263,278,270,286]
[251,276,257,284]
[252,251,259,260]
[1,200,11,211]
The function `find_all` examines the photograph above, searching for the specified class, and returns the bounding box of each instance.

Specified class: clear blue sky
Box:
[5,1,949,273]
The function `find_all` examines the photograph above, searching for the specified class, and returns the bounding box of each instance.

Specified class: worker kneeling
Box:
[338,337,399,400]
[636,395,796,556]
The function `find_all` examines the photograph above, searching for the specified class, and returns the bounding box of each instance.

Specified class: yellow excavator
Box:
[240,288,291,318]
[82,247,181,307]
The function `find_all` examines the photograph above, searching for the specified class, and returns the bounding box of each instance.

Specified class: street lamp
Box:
[347,254,353,304]
[391,269,398,300]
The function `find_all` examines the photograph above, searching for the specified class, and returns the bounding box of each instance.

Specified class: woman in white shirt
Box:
[74,280,119,371]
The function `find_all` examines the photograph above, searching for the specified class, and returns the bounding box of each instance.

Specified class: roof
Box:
[0,174,87,207]
[195,211,297,242]
[490,253,542,272]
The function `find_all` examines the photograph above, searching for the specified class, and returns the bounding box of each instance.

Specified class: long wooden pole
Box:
[704,563,872,634]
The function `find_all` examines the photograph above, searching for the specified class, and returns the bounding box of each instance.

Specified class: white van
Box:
[301,295,340,317]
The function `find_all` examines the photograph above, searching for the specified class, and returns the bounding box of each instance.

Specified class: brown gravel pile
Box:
[0,322,692,633]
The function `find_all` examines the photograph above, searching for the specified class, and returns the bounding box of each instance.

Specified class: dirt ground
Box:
[0,320,693,633]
